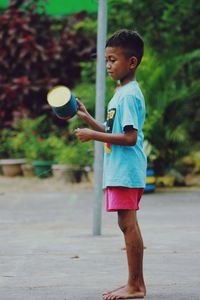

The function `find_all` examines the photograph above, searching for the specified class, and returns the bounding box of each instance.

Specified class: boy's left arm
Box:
[75,127,137,146]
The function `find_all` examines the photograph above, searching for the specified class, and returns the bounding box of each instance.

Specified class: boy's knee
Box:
[118,221,129,234]
[117,210,138,234]
[118,215,137,234]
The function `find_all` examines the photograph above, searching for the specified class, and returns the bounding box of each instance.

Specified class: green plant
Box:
[1,116,67,162]
[56,141,94,169]
[21,133,67,163]
[3,116,94,165]
[138,47,200,172]
[22,135,55,162]
[0,128,25,158]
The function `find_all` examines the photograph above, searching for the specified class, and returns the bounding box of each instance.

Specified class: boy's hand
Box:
[76,98,89,119]
[75,128,94,142]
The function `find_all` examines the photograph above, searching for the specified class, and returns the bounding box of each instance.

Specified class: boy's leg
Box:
[103,210,146,299]
[103,218,146,297]
[135,218,146,295]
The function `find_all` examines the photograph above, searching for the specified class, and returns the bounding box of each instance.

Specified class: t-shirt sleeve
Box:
[119,95,139,131]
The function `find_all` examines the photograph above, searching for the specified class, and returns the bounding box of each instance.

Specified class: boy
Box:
[75,29,147,299]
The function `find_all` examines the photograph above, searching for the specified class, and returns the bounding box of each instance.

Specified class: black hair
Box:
[106,29,144,66]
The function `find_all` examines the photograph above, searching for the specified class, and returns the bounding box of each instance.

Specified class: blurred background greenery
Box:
[0,0,199,184]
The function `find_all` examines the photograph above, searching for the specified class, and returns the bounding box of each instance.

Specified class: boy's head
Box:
[106,29,144,66]
[105,29,144,84]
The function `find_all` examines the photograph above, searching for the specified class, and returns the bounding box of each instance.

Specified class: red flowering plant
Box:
[0,0,95,130]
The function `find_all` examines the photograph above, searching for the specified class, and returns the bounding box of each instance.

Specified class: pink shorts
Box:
[106,187,144,212]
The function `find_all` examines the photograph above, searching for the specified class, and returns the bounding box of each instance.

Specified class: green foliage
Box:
[138,46,200,171]
[55,141,94,168]
[72,16,97,37]
[0,116,61,161]
[22,133,68,162]
[108,0,200,57]
[0,116,94,168]
[138,48,200,113]
[14,115,49,134]
[0,128,25,158]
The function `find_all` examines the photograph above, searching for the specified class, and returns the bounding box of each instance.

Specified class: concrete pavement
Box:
[0,186,200,300]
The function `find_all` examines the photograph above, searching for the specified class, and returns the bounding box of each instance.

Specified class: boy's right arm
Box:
[76,99,105,132]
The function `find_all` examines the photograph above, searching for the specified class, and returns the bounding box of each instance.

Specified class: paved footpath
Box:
[0,184,200,300]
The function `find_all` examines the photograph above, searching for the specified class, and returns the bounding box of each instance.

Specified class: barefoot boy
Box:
[75,29,147,299]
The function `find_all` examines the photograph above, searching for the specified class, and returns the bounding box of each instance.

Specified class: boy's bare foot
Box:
[103,284,146,297]
[103,285,145,299]
[102,285,125,296]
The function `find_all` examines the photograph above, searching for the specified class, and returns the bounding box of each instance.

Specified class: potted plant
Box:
[26,136,55,178]
[54,141,94,183]
[0,129,26,177]
[7,116,57,178]
[38,135,68,180]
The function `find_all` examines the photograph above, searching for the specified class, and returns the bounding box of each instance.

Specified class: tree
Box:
[0,0,95,129]
[107,0,200,172]
[109,0,200,57]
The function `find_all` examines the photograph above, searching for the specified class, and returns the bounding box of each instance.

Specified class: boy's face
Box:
[105,47,137,85]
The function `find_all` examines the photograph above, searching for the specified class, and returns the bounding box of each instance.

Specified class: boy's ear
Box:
[129,56,138,69]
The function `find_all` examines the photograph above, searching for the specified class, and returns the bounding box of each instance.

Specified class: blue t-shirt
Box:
[102,80,147,188]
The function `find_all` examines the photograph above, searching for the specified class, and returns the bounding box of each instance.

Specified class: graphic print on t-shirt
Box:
[105,108,116,154]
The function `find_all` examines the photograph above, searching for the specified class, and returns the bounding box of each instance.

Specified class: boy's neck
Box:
[120,74,136,86]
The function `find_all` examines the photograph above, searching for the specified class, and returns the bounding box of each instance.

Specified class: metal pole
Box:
[93,0,107,236]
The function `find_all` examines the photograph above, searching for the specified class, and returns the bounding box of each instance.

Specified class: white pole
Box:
[93,0,107,236]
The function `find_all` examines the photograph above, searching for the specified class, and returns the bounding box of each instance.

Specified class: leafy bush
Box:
[0,116,63,161]
[56,141,94,168]
[0,116,94,168]
[0,128,25,158]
